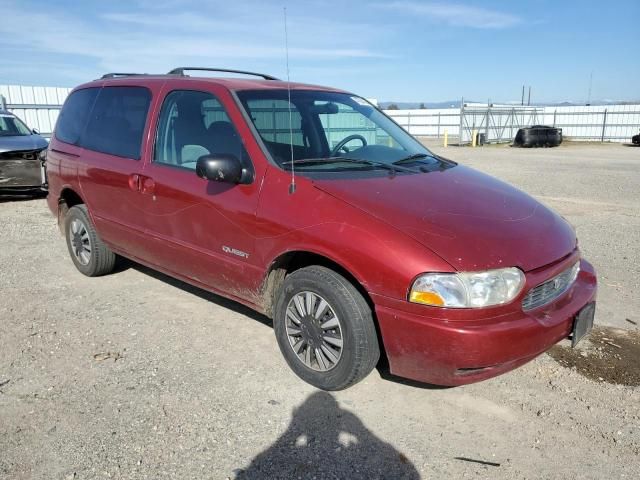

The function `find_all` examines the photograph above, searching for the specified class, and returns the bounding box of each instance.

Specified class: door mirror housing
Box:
[32,128,40,135]
[195,154,250,184]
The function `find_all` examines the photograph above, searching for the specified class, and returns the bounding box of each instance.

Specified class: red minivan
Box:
[46,68,597,390]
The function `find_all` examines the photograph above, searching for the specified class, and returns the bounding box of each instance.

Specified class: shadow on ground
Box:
[548,326,640,386]
[122,259,271,326]
[234,391,419,480]
[0,191,47,203]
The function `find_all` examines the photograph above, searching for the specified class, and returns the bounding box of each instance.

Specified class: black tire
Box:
[273,266,380,390]
[64,204,116,277]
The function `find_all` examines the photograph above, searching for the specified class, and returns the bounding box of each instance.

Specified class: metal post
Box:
[553,109,557,127]
[437,112,441,138]
[407,111,411,133]
[459,97,464,145]
[485,104,490,143]
[0,95,6,110]
[601,109,608,142]
[509,108,515,142]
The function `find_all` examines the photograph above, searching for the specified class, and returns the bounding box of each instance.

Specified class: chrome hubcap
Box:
[69,218,92,266]
[285,291,343,372]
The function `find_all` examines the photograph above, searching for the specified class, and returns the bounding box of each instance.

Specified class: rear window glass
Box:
[55,88,99,145]
[81,86,151,159]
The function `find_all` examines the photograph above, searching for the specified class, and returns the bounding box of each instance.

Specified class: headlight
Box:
[409,267,525,308]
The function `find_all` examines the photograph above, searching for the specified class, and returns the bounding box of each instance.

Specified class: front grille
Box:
[522,261,580,311]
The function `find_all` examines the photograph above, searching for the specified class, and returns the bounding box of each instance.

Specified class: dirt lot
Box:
[1,142,639,479]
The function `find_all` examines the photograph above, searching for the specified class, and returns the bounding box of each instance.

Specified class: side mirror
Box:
[32,128,40,135]
[196,154,250,184]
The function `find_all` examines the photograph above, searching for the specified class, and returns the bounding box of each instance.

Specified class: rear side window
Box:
[81,86,151,159]
[55,88,99,145]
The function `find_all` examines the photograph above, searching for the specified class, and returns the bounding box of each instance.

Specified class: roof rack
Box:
[168,67,279,80]
[100,73,149,79]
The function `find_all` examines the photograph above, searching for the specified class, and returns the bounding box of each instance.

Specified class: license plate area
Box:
[571,302,595,347]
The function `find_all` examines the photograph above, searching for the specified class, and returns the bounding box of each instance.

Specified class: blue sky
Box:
[1,0,638,103]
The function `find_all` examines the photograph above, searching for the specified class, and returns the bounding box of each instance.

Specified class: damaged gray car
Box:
[0,110,48,194]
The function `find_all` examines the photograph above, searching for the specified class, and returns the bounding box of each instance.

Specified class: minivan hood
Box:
[312,165,576,272]
[0,134,48,154]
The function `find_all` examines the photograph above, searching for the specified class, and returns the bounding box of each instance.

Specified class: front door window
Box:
[154,90,250,171]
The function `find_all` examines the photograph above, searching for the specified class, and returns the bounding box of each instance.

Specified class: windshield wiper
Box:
[392,153,439,165]
[282,156,417,173]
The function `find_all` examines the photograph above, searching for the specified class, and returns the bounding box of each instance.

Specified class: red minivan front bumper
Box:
[373,257,597,386]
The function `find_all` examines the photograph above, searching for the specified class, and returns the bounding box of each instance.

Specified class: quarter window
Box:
[154,90,249,171]
[55,87,99,145]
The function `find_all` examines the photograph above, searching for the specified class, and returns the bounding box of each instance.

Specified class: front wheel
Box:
[273,266,380,390]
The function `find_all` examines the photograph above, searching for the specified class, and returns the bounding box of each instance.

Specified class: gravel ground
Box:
[1,142,639,479]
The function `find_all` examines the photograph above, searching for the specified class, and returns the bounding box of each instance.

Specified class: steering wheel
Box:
[331,134,367,156]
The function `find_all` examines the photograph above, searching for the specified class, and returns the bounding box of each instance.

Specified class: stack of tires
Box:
[514,126,563,147]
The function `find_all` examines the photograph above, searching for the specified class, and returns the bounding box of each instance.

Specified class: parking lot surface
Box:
[1,142,638,479]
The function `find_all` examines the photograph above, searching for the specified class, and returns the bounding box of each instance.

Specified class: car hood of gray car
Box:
[0,134,49,154]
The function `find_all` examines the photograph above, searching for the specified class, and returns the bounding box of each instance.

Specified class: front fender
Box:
[254,171,454,300]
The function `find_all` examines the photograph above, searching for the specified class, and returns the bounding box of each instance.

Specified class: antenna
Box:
[284,7,296,194]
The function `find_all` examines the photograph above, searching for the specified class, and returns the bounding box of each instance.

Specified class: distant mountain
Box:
[379,99,640,109]
[379,101,465,109]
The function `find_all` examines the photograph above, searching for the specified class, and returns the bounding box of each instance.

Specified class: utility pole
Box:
[587,71,593,106]
[527,86,531,106]
[521,85,525,106]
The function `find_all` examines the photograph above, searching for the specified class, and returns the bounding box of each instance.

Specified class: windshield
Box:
[236,90,449,173]
[0,113,32,137]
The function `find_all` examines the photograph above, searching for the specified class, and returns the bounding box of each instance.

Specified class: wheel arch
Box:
[261,250,371,315]
[56,187,85,232]
[260,249,388,365]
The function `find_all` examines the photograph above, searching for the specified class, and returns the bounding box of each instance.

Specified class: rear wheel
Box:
[64,205,116,276]
[273,266,380,390]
